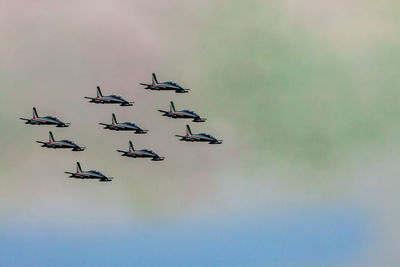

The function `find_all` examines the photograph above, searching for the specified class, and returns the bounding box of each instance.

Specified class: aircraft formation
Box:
[20,73,222,182]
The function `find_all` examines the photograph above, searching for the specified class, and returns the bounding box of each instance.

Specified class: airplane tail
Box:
[97,86,103,97]
[33,107,38,119]
[152,73,158,85]
[112,113,118,125]
[49,131,55,143]
[170,101,176,112]
[186,125,192,136]
[76,162,82,173]
[129,141,135,152]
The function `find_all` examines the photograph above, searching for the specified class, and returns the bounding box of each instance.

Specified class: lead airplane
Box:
[140,73,189,93]
[176,125,222,144]
[158,101,206,122]
[84,86,134,106]
[117,141,164,161]
[36,131,85,151]
[20,107,70,127]
[99,113,148,134]
[64,162,113,182]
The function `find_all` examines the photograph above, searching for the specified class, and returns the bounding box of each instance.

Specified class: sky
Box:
[1,0,400,266]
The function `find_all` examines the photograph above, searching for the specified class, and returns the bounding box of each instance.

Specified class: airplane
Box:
[176,125,222,144]
[64,162,113,182]
[36,131,85,151]
[84,86,134,106]
[140,73,189,93]
[99,113,148,134]
[158,101,206,122]
[20,107,70,127]
[117,140,164,161]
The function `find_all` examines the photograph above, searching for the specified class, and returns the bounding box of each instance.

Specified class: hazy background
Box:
[1,0,400,266]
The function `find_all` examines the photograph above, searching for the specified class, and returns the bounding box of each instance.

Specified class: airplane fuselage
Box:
[100,122,147,133]
[160,110,205,122]
[86,95,132,106]
[119,150,163,160]
[38,140,84,151]
[141,82,189,93]
[22,116,69,127]
[178,133,222,144]
[66,171,111,181]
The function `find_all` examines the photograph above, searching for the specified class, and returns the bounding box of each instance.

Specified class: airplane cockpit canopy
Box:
[165,81,179,86]
[89,170,104,176]
[61,140,76,145]
[182,109,196,115]
[124,122,138,127]
[45,116,58,120]
[109,94,122,99]
[200,133,214,138]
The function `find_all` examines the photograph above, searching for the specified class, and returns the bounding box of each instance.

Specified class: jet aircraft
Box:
[158,101,206,122]
[99,113,148,134]
[84,86,134,106]
[64,162,113,182]
[176,125,222,144]
[36,131,85,151]
[117,141,164,161]
[20,107,70,127]
[140,73,189,93]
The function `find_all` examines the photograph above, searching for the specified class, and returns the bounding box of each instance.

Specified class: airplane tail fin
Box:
[152,73,158,85]
[170,101,176,112]
[129,140,135,152]
[33,107,38,119]
[186,125,192,136]
[49,131,55,143]
[97,86,103,97]
[76,162,82,173]
[112,113,118,125]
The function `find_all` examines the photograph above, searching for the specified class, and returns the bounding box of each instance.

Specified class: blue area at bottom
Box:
[0,208,366,267]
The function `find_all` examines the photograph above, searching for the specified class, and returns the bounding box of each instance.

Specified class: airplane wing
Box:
[120,102,134,106]
[152,157,165,161]
[57,123,70,127]
[175,135,186,138]
[19,118,30,121]
[158,110,169,114]
[136,129,148,134]
[72,146,85,151]
[116,150,127,153]
[99,123,110,126]
[176,89,190,93]
[99,177,113,182]
[139,83,155,89]
[36,141,47,144]
[193,117,206,122]
[84,96,96,100]
[64,172,75,175]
